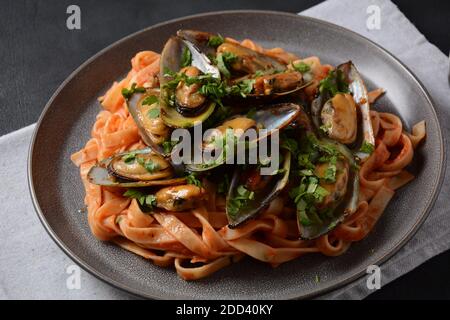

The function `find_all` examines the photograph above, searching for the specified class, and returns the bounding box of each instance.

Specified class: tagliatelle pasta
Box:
[71,37,425,280]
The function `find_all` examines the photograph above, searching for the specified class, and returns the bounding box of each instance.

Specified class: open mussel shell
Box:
[185,102,301,172]
[297,138,359,240]
[216,41,286,75]
[226,150,291,228]
[159,36,219,128]
[338,61,375,160]
[247,79,313,100]
[87,149,186,188]
[126,89,168,156]
[311,61,375,160]
[177,29,287,76]
[176,29,217,58]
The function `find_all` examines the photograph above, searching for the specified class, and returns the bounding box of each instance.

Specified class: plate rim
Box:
[27,10,446,300]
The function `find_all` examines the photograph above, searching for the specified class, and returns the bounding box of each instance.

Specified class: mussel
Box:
[175,30,309,106]
[159,36,219,128]
[294,133,359,240]
[177,29,287,76]
[155,184,207,211]
[176,29,218,58]
[186,102,301,172]
[311,61,375,160]
[127,89,169,155]
[216,41,286,75]
[226,150,291,228]
[88,149,186,187]
[240,71,312,101]
[320,93,357,144]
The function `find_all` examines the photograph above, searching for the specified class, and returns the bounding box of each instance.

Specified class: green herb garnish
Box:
[122,152,136,164]
[162,140,178,154]
[147,108,160,119]
[123,189,157,212]
[292,62,311,73]
[181,46,192,67]
[136,157,160,173]
[227,184,255,218]
[207,34,225,47]
[359,141,375,154]
[142,95,159,106]
[121,83,146,100]
[216,52,237,78]
[163,68,255,108]
[186,173,202,187]
[323,163,337,183]
[319,69,349,97]
[281,138,299,156]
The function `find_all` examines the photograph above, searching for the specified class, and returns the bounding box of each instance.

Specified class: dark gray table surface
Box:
[1,0,449,299]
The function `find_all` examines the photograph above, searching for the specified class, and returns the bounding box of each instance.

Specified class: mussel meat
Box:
[320,93,357,144]
[155,184,207,211]
[88,149,186,188]
[216,42,286,75]
[127,89,169,155]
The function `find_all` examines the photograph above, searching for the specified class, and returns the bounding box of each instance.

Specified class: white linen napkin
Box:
[1,0,449,299]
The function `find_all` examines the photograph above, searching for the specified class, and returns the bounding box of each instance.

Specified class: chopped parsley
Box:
[319,122,331,134]
[121,83,146,100]
[227,79,255,98]
[142,95,159,106]
[359,141,375,154]
[163,68,255,107]
[147,108,160,119]
[227,184,255,218]
[288,133,348,226]
[136,157,160,173]
[292,62,311,74]
[281,138,299,156]
[207,34,225,47]
[323,163,337,183]
[181,46,192,67]
[162,140,178,154]
[216,52,237,78]
[185,173,202,187]
[122,152,136,164]
[123,189,157,212]
[254,70,264,78]
[319,69,349,97]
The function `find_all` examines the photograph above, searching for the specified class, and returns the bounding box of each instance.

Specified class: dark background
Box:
[1,0,449,299]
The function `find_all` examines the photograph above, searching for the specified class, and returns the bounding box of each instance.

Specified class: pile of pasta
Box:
[71,39,426,280]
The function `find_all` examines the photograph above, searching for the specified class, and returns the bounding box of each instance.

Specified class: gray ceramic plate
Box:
[28,11,444,299]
